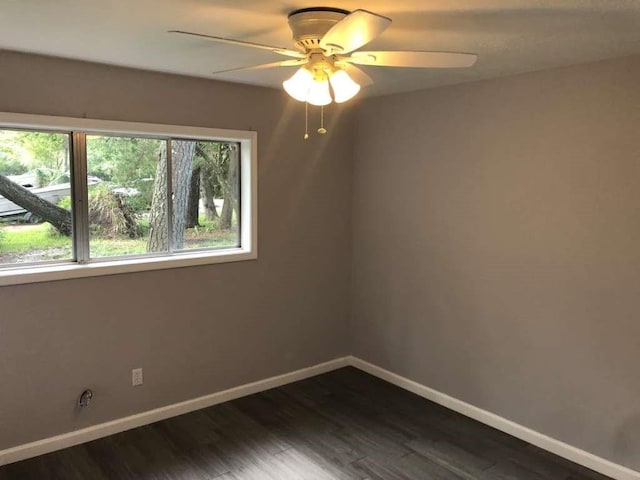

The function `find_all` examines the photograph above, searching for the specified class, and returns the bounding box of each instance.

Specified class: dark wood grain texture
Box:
[0,367,613,479]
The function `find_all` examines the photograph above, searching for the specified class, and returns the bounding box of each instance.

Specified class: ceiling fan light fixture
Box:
[307,77,332,106]
[174,7,479,111]
[283,67,314,102]
[329,69,361,103]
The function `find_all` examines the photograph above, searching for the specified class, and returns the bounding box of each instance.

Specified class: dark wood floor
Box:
[0,367,612,479]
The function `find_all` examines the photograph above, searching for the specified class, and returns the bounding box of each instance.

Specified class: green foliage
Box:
[0,130,68,180]
[89,237,147,257]
[184,224,237,249]
[19,132,68,171]
[0,218,237,262]
[0,156,27,175]
[191,214,219,233]
[57,195,71,210]
[87,136,160,210]
[1,134,240,262]
[137,217,150,237]
[87,184,141,238]
[45,222,68,239]
[194,141,234,198]
[124,185,154,213]
[33,167,69,187]
[57,186,143,238]
[0,224,70,255]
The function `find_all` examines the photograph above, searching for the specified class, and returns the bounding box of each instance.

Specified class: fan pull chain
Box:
[304,102,309,140]
[318,106,327,135]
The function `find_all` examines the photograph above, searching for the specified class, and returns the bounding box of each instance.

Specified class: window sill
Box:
[0,248,257,287]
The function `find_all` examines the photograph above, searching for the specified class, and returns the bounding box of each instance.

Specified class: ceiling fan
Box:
[170,7,478,106]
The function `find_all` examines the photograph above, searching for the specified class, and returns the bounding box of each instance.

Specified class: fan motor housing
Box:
[288,7,349,52]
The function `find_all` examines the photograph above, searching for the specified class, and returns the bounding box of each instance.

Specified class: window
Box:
[0,113,257,286]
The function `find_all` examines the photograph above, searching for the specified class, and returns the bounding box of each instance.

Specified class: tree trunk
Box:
[171,141,195,249]
[0,174,72,235]
[146,141,196,252]
[186,166,200,228]
[147,145,168,252]
[219,145,239,230]
[114,194,142,238]
[195,144,219,221]
[200,166,218,220]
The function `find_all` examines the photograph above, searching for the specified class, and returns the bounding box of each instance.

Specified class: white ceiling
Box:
[1,0,639,97]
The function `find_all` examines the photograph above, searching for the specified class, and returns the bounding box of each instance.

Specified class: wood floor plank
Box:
[353,452,468,480]
[0,367,615,480]
[480,460,551,480]
[406,437,496,478]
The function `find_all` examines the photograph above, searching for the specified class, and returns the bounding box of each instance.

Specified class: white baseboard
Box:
[348,356,640,480]
[2,355,638,480]
[0,356,349,467]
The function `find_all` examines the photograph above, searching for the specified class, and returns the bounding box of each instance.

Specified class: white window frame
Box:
[0,112,257,286]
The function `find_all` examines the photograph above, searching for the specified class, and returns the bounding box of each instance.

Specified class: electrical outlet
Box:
[132,368,143,386]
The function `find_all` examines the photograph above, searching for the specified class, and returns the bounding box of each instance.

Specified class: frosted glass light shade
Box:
[330,69,361,103]
[283,68,313,102]
[307,78,332,106]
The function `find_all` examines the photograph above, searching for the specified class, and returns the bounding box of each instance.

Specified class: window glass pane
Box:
[86,135,165,258]
[171,140,240,252]
[0,129,73,265]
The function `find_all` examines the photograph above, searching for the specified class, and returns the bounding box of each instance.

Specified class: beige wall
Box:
[0,50,353,449]
[2,47,639,472]
[352,55,640,470]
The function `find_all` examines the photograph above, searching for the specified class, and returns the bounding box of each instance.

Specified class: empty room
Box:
[0,1,639,479]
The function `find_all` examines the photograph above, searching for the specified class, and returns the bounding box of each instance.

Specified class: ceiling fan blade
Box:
[212,59,306,75]
[342,64,374,87]
[347,51,478,68]
[319,10,391,54]
[169,30,306,58]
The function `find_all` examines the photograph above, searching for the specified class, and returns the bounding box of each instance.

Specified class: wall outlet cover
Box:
[132,368,143,386]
